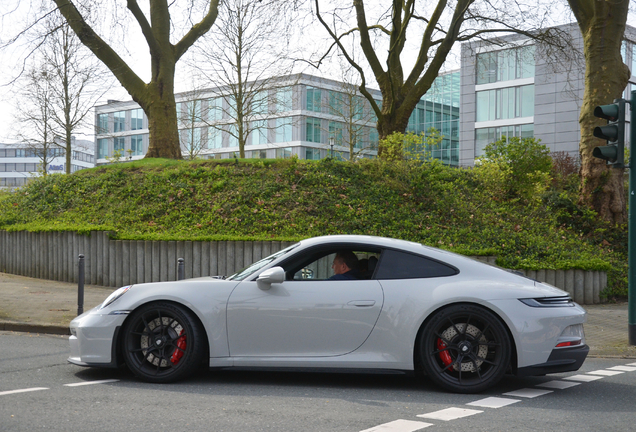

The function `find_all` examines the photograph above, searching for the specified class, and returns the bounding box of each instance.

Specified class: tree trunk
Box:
[143,85,181,159]
[574,2,630,223]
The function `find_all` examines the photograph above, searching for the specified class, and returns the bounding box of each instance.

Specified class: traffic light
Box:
[592,98,626,168]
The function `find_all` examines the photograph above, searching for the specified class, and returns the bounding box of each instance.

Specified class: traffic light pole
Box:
[630,90,636,345]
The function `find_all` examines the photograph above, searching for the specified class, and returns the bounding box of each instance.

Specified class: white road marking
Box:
[466,397,521,408]
[359,419,433,432]
[586,370,624,376]
[502,388,553,398]
[563,374,603,382]
[627,362,636,367]
[417,407,482,421]
[0,387,49,396]
[536,380,580,389]
[608,365,636,372]
[63,379,120,387]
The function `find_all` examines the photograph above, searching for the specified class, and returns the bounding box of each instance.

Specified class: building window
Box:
[252,120,268,145]
[328,121,343,145]
[632,43,636,77]
[131,108,144,130]
[369,128,379,150]
[114,137,125,152]
[208,127,222,149]
[228,124,239,148]
[277,87,292,112]
[208,97,223,122]
[307,86,321,112]
[476,85,534,122]
[329,90,343,116]
[114,111,126,132]
[98,139,108,159]
[276,117,292,142]
[97,113,109,134]
[131,135,144,156]
[474,124,534,157]
[476,45,535,85]
[276,147,292,159]
[306,148,321,160]
[252,91,269,116]
[306,117,321,143]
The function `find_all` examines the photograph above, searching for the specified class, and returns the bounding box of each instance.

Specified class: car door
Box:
[226,252,384,357]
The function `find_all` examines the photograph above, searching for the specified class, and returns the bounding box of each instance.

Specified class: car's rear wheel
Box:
[122,302,206,383]
[419,304,511,393]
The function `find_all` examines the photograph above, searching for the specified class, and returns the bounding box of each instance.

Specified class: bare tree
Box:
[177,92,209,159]
[35,0,221,159]
[15,65,61,174]
[41,18,109,173]
[312,0,570,156]
[566,0,631,224]
[325,65,378,161]
[191,0,295,158]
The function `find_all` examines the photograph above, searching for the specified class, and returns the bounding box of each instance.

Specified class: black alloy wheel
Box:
[419,304,511,393]
[122,302,206,383]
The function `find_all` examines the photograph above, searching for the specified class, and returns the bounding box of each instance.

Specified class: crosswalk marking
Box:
[503,388,553,398]
[359,419,433,432]
[0,387,49,396]
[417,407,482,421]
[563,374,604,382]
[64,379,120,387]
[536,380,580,389]
[466,397,521,408]
[586,369,624,376]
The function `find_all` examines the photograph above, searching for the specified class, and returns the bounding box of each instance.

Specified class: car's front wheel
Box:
[122,302,206,383]
[419,304,511,393]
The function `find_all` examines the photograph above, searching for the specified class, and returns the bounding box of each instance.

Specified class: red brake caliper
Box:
[437,338,453,367]
[170,330,187,364]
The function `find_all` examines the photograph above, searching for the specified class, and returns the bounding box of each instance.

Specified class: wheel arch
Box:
[115,299,211,367]
[412,301,518,375]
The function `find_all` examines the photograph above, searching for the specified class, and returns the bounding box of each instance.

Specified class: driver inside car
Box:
[329,251,360,280]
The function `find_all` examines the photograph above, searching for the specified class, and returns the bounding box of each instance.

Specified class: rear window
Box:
[375,249,458,279]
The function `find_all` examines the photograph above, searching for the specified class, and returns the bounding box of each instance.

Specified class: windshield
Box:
[226,243,299,281]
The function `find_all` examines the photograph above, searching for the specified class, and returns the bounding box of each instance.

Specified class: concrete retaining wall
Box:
[0,231,607,304]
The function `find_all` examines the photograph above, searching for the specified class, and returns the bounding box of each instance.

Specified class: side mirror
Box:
[256,266,285,290]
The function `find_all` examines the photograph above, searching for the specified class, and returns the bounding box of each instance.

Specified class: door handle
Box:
[347,300,376,307]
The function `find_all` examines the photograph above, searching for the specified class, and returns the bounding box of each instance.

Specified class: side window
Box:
[285,248,381,281]
[375,250,457,280]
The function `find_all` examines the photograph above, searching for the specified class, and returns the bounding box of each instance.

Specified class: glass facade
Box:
[131,109,144,130]
[276,117,292,142]
[252,91,268,116]
[252,120,268,145]
[208,97,223,121]
[277,87,292,112]
[476,85,534,122]
[208,127,222,149]
[276,147,292,158]
[307,87,321,112]
[114,137,125,152]
[306,117,321,143]
[98,138,108,159]
[329,121,343,145]
[305,148,321,160]
[97,114,109,134]
[474,124,534,156]
[113,111,126,133]
[476,45,535,84]
[406,71,461,166]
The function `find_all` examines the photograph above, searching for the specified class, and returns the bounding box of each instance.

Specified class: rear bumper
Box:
[516,344,589,377]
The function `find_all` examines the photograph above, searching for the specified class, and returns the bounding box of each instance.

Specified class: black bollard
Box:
[78,254,85,316]
[177,257,185,281]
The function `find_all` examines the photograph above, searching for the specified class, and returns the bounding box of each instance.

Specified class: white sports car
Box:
[69,235,588,393]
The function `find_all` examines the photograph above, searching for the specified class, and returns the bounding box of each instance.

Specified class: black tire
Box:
[122,302,206,383]
[419,304,511,393]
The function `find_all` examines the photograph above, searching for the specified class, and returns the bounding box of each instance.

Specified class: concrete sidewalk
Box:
[1,272,635,358]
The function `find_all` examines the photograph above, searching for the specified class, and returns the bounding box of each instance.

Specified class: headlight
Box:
[100,286,131,310]
[519,296,574,307]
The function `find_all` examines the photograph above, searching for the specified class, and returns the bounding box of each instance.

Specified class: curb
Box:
[0,322,70,335]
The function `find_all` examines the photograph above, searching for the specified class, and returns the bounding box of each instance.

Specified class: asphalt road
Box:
[1,331,636,432]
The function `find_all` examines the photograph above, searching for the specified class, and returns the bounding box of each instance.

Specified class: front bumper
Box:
[515,344,589,377]
[68,309,127,368]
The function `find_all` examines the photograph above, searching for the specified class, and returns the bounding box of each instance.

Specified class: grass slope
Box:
[0,157,627,297]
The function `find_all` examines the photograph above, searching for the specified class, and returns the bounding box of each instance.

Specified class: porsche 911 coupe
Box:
[68,235,588,393]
